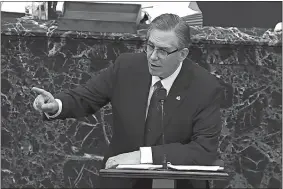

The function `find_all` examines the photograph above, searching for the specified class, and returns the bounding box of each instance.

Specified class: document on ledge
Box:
[167,164,224,171]
[116,163,224,171]
[116,164,163,170]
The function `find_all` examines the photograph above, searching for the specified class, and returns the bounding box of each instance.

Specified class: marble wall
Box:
[1,22,282,188]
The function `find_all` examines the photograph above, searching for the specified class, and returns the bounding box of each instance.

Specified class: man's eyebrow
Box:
[147,40,171,50]
[159,46,171,51]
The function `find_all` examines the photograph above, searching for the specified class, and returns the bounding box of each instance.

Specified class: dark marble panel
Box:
[211,64,281,188]
[1,18,282,189]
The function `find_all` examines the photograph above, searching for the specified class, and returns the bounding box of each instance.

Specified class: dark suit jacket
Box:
[46,52,223,188]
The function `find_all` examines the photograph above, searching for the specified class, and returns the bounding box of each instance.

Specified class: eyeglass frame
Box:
[144,41,181,59]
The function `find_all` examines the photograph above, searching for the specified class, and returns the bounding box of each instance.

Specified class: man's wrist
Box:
[48,109,58,116]
[45,99,62,118]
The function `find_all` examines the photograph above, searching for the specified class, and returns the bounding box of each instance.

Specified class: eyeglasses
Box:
[144,43,179,59]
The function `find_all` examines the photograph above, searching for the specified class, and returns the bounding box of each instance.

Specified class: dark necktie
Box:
[144,80,166,146]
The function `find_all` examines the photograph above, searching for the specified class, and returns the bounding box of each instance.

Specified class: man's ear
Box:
[179,48,189,60]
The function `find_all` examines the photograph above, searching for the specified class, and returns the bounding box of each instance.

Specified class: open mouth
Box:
[151,64,160,68]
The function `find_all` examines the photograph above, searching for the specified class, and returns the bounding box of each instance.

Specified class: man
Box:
[32,14,223,189]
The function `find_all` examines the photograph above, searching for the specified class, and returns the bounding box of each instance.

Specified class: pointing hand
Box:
[31,87,59,114]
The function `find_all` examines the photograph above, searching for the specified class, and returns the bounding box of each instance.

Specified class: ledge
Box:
[1,17,282,47]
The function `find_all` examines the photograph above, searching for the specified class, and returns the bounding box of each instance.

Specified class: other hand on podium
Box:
[105,150,141,169]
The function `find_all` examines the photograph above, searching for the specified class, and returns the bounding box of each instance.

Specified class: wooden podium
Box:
[100,168,229,188]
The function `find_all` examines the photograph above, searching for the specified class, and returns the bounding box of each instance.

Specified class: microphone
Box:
[157,88,167,170]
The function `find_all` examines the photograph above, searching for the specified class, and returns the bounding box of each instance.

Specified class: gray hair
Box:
[147,13,191,48]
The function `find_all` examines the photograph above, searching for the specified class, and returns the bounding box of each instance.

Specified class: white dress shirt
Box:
[45,61,183,164]
[140,61,183,163]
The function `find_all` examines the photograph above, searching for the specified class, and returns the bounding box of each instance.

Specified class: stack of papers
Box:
[141,2,203,26]
[182,12,203,27]
[182,1,203,26]
[95,1,203,27]
[116,163,224,171]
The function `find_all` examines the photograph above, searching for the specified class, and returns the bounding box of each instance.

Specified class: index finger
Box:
[31,87,50,96]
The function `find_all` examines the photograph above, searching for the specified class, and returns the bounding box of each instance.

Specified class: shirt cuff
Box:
[140,147,153,164]
[44,99,62,119]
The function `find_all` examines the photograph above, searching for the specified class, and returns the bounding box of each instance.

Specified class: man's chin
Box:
[149,69,159,77]
[149,71,165,79]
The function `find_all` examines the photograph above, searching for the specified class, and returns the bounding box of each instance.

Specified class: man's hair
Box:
[147,13,191,49]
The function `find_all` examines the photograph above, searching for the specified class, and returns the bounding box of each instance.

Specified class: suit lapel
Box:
[149,59,195,145]
[164,59,195,127]
[128,54,151,145]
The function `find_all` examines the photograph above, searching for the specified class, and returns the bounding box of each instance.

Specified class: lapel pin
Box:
[176,96,181,100]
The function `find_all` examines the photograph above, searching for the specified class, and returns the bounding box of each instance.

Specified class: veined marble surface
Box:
[1,17,282,188]
[1,17,282,46]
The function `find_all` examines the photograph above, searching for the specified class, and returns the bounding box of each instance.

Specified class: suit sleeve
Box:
[43,55,122,120]
[151,86,223,165]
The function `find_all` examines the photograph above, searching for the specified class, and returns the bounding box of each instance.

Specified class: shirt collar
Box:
[151,61,183,93]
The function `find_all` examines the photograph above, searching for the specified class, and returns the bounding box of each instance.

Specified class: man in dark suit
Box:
[32,13,223,189]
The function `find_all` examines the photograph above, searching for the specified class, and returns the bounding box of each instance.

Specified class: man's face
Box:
[146,29,185,79]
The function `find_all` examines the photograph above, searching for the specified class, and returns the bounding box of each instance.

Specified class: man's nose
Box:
[150,49,159,60]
